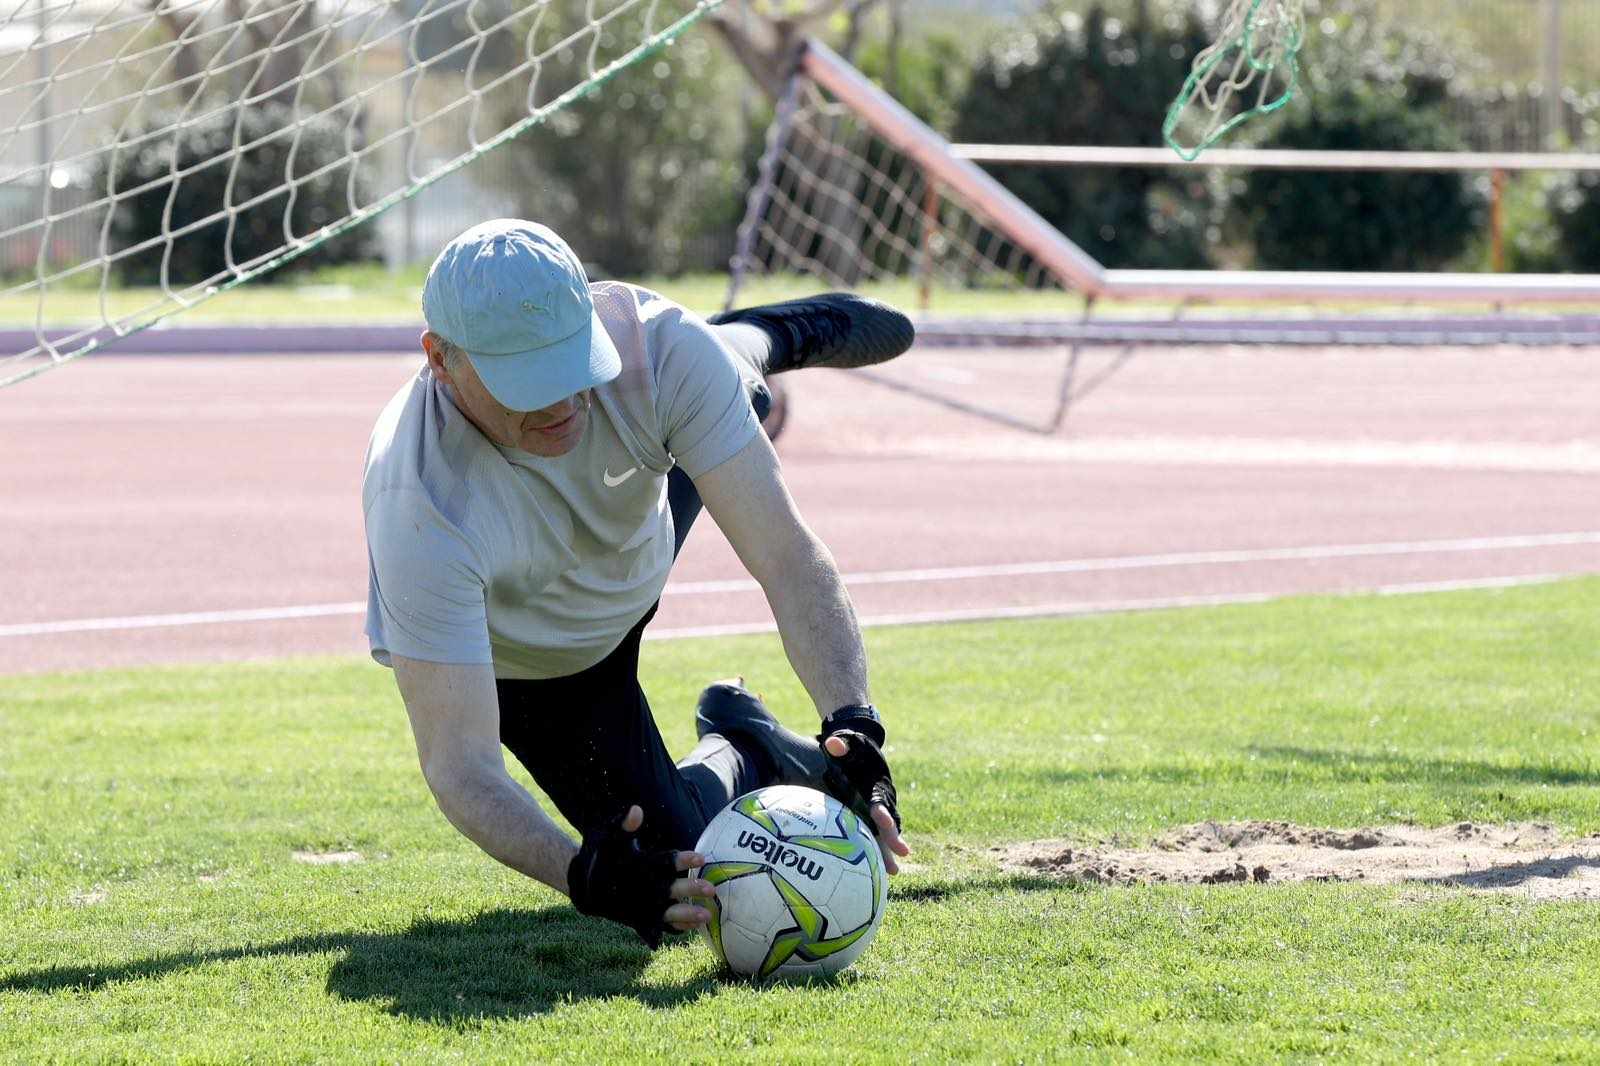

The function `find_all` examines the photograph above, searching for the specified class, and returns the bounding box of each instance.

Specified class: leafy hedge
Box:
[100,104,376,286]
[951,4,1218,271]
[1238,89,1482,271]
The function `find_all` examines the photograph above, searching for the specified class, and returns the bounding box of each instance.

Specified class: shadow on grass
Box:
[891,871,1070,904]
[0,906,741,1022]
[4,877,1070,1018]
[1247,746,1599,788]
[1020,749,1597,790]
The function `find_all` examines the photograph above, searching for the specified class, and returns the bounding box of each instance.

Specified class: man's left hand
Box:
[820,730,911,874]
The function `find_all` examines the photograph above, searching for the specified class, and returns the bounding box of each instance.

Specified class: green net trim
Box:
[1163,0,1306,161]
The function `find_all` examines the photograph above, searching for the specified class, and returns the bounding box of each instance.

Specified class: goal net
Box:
[0,0,725,387]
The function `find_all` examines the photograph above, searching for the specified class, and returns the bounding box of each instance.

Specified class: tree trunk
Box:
[707,0,887,102]
[148,1,202,89]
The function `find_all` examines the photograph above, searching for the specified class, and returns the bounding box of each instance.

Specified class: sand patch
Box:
[291,850,363,865]
[998,822,1600,901]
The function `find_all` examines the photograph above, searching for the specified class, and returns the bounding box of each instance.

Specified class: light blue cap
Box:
[422,219,621,411]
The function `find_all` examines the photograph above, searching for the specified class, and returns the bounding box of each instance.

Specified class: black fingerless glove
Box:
[819,710,901,833]
[566,813,680,948]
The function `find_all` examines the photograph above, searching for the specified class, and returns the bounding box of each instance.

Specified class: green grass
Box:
[15,266,1586,334]
[5,579,1600,1062]
[0,266,1102,327]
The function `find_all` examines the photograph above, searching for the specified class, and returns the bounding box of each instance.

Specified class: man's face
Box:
[423,333,589,457]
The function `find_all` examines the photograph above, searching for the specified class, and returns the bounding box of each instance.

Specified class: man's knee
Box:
[748,378,772,423]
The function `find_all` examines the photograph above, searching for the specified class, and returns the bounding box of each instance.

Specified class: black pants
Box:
[495,602,759,853]
[495,381,774,852]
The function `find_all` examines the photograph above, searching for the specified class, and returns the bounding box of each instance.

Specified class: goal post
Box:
[0,0,729,388]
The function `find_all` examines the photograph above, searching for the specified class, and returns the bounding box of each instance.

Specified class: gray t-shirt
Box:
[362,282,759,679]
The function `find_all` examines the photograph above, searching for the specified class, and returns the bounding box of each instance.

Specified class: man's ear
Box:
[421,331,453,386]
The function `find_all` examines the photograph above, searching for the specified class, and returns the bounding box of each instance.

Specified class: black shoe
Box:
[695,678,828,789]
[708,293,915,375]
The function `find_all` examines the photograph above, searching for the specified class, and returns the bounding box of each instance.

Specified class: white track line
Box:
[645,574,1570,641]
[2,532,1597,639]
[818,434,1600,473]
[0,602,367,637]
[664,531,1600,595]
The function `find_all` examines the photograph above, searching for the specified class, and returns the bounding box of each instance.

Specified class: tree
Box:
[706,0,900,101]
[1233,0,1485,271]
[491,10,755,277]
[140,0,357,121]
[950,4,1218,270]
[98,103,376,285]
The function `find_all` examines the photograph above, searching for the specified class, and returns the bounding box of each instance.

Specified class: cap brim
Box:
[466,311,622,412]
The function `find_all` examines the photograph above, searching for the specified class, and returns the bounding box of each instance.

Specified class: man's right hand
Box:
[565,805,716,948]
[820,731,911,875]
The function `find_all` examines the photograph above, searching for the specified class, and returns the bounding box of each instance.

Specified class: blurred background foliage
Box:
[113,0,1600,279]
[486,0,1600,277]
[491,24,756,279]
[951,4,1218,270]
[98,104,376,286]
[1239,87,1482,272]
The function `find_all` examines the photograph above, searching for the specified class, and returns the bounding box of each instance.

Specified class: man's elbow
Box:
[753,524,835,591]
[418,753,502,823]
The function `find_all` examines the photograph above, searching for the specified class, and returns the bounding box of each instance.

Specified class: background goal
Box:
[724,37,1600,430]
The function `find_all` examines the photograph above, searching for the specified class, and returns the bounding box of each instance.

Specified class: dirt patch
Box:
[998,822,1600,901]
[291,850,363,865]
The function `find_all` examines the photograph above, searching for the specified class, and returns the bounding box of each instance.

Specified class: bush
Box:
[1446,171,1561,274]
[855,29,983,136]
[950,4,1218,271]
[498,30,751,278]
[1238,88,1483,271]
[101,104,376,286]
[1294,0,1473,112]
[1546,171,1600,273]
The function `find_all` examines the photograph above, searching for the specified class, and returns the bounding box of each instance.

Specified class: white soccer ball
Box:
[693,784,888,980]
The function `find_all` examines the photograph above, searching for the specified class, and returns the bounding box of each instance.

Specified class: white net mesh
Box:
[0,0,725,386]
[727,56,1095,433]
[730,75,1074,319]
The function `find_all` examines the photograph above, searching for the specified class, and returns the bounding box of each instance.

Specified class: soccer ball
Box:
[693,785,888,980]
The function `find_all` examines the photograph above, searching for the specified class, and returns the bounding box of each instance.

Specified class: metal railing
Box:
[950,144,1600,273]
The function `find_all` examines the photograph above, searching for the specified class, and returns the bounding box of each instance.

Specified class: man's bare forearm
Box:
[764,531,871,721]
[428,768,578,894]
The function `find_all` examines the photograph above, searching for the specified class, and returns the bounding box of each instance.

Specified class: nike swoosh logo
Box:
[603,466,638,488]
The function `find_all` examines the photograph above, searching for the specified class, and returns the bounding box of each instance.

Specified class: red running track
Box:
[2,344,1597,676]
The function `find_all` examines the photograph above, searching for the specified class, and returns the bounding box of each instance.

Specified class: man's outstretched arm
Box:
[693,432,910,869]
[389,655,714,936]
[692,433,868,716]
[392,656,579,888]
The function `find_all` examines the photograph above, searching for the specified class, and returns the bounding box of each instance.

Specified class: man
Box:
[363,219,913,947]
